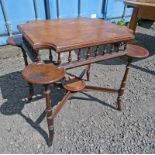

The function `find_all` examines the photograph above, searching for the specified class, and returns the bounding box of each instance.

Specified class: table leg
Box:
[117,58,132,111]
[21,47,28,66]
[129,7,139,33]
[44,85,54,146]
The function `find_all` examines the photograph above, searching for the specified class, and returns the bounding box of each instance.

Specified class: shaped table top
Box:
[18,18,134,52]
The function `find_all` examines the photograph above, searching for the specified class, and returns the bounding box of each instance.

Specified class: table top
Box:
[18,18,134,52]
[124,0,155,7]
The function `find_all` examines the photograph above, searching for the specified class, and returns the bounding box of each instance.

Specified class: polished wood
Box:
[18,18,134,52]
[19,18,150,146]
[22,64,65,85]
[126,44,149,58]
[63,77,86,92]
[124,0,155,32]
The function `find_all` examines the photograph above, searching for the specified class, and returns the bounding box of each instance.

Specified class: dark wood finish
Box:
[22,64,65,145]
[77,49,81,61]
[22,64,65,85]
[124,0,155,32]
[86,64,91,81]
[44,85,54,146]
[18,18,134,52]
[68,51,72,62]
[57,53,61,64]
[49,50,53,62]
[19,18,150,146]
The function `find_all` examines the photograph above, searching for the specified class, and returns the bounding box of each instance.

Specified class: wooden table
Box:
[18,18,135,145]
[124,0,155,32]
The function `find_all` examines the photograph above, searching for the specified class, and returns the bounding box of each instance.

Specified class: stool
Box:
[117,44,149,110]
[22,64,65,146]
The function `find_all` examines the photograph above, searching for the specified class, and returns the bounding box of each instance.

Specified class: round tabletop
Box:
[124,0,155,7]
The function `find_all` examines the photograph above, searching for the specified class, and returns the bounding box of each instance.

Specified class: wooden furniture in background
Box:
[124,0,155,32]
[7,34,28,66]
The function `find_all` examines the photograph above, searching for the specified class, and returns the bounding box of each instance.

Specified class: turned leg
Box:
[44,85,54,146]
[117,58,132,111]
[86,64,91,81]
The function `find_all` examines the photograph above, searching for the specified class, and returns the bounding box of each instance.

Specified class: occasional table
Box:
[17,18,134,110]
[124,0,155,32]
[17,18,149,145]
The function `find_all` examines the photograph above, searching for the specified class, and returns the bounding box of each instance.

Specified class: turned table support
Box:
[44,85,54,146]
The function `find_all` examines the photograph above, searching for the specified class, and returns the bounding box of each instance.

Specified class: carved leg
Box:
[117,58,132,111]
[86,64,91,81]
[44,85,54,146]
[28,83,34,101]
